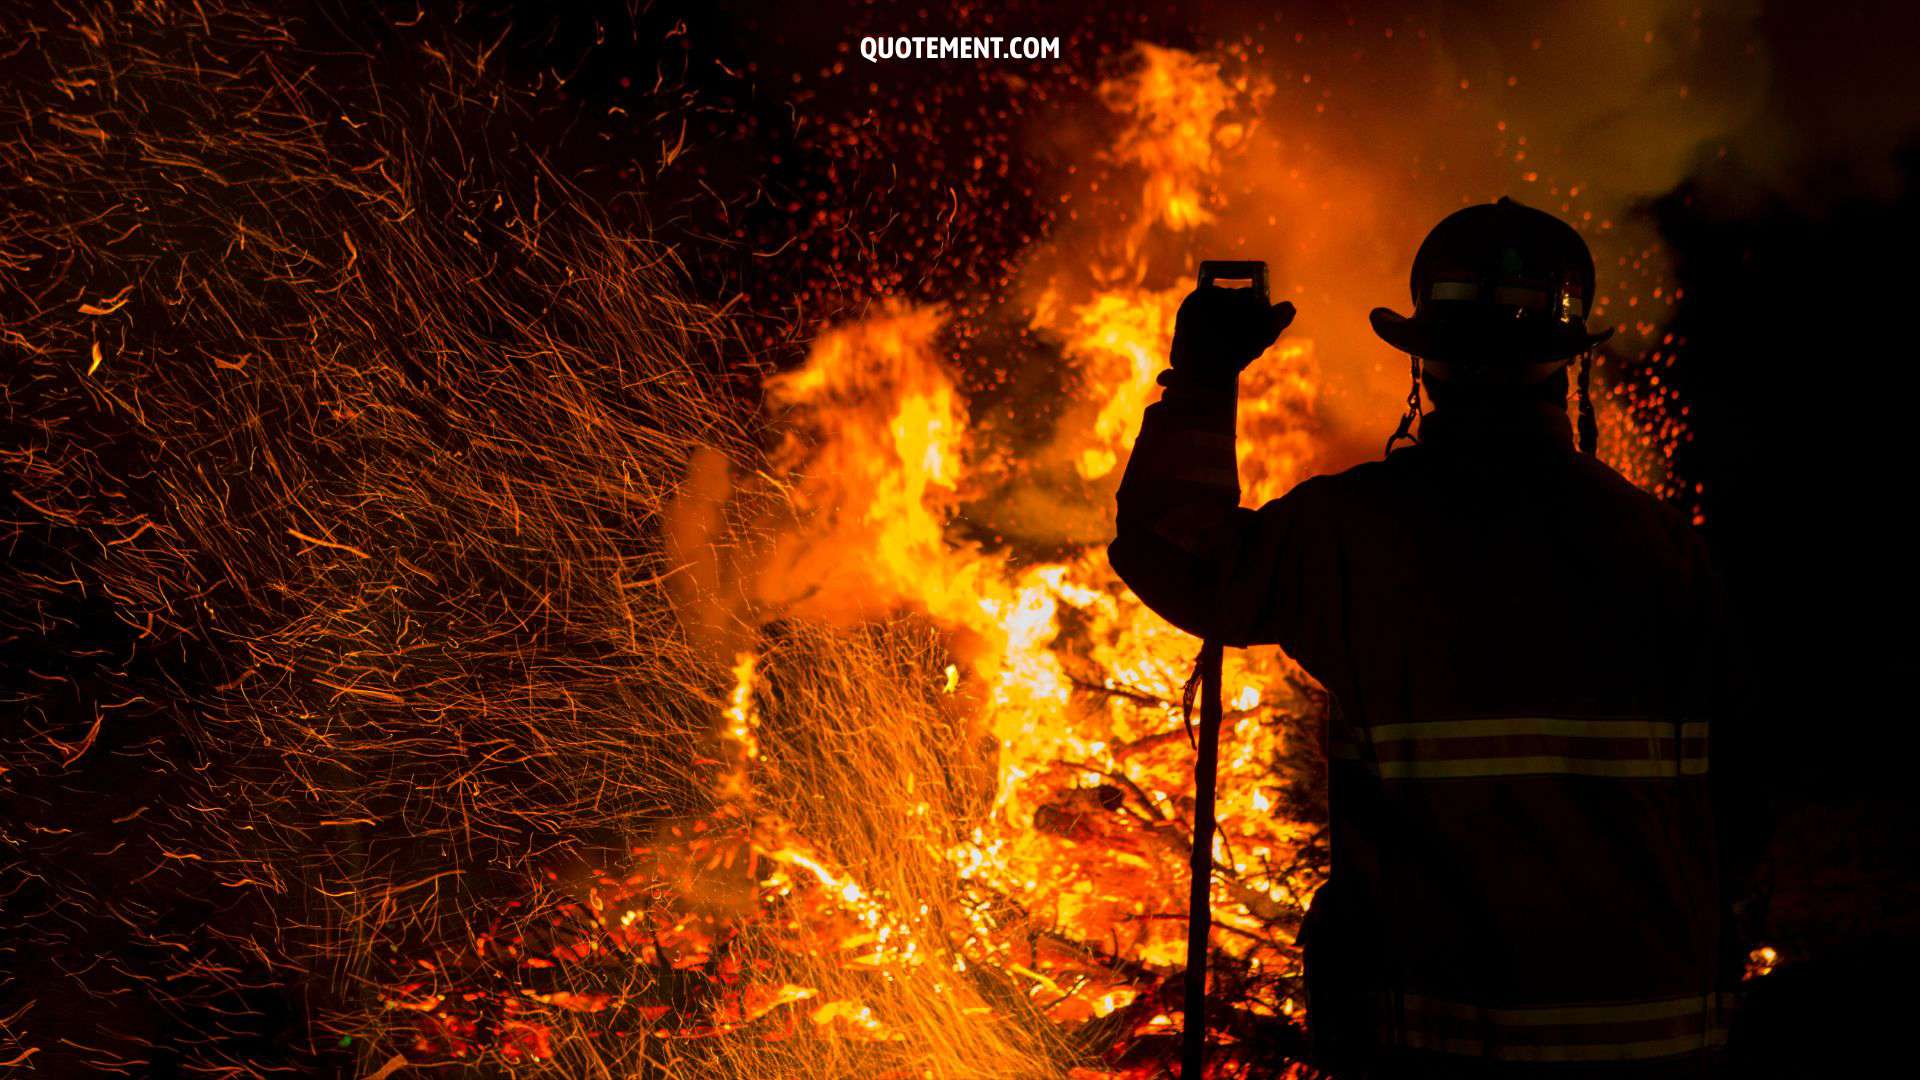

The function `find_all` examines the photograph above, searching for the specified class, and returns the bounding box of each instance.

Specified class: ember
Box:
[1,3,1729,1077]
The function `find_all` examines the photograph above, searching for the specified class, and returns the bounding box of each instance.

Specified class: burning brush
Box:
[1,3,1701,1077]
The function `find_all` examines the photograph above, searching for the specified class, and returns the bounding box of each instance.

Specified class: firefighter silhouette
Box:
[1112,198,1758,1077]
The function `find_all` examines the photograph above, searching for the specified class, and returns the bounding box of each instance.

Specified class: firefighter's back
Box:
[1306,423,1729,1076]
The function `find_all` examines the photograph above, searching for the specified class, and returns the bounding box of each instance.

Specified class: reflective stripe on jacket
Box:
[1383,990,1734,1063]
[1354,717,1710,780]
[1110,378,1749,1074]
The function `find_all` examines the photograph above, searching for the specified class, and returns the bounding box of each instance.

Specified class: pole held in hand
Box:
[1181,637,1225,1077]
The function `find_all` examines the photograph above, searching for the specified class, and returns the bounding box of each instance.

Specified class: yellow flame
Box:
[734,44,1329,1040]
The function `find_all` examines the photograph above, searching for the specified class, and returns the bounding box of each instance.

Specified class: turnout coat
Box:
[1110,379,1753,1076]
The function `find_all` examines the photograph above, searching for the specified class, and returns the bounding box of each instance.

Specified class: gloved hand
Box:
[1167,287,1296,388]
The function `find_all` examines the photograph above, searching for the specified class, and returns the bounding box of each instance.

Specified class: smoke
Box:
[6,0,1909,1071]
[1685,0,1920,211]
[1002,1,1776,481]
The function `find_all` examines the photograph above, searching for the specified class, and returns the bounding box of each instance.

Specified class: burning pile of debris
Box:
[364,39,1339,1078]
[2,4,1696,1077]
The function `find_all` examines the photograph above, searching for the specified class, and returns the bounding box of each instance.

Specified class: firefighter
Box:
[1111,198,1758,1077]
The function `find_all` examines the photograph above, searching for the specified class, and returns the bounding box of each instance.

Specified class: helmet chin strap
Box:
[1576,349,1598,456]
[1383,354,1424,457]
[1384,349,1600,457]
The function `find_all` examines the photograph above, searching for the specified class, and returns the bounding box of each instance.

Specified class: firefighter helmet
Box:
[1369,197,1613,378]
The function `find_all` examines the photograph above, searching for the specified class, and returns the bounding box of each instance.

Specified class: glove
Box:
[1166,287,1296,390]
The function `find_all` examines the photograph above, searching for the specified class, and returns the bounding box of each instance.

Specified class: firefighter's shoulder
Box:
[1570,451,1698,537]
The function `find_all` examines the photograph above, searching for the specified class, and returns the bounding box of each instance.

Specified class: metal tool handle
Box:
[1182,637,1225,1077]
[1180,258,1260,1074]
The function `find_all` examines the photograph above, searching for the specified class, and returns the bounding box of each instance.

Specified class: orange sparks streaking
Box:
[1,6,1701,1078]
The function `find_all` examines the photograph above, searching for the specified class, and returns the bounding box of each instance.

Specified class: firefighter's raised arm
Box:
[1108,286,1300,645]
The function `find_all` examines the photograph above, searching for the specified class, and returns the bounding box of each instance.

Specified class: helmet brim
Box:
[1369,306,1614,364]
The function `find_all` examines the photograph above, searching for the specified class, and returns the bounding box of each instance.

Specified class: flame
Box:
[334,34,1694,1071]
[3,8,1714,1075]
[710,43,1331,1071]
[370,37,1678,1076]
[1097,45,1254,249]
